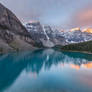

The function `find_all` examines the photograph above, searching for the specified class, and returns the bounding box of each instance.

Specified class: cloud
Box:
[1,0,92,29]
[70,6,92,28]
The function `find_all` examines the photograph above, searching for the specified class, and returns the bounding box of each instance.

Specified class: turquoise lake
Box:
[0,49,92,92]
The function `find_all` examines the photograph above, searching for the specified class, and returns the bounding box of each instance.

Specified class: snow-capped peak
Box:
[70,27,80,32]
[82,28,92,34]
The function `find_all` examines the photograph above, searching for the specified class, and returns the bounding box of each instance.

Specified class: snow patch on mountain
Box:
[25,21,66,47]
[25,21,92,47]
[60,29,92,43]
[42,25,50,40]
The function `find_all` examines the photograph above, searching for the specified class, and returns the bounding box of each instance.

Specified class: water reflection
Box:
[27,49,92,73]
[0,49,92,92]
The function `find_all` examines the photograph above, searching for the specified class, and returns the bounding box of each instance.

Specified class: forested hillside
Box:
[61,41,92,53]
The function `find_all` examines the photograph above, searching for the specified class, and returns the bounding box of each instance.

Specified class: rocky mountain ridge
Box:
[0,2,92,53]
[0,3,35,53]
[60,29,92,43]
[25,21,67,47]
[25,21,92,46]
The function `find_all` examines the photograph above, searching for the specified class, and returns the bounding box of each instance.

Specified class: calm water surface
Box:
[0,49,92,92]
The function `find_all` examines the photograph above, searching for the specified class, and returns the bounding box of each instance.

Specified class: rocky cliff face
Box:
[0,3,30,36]
[25,21,67,47]
[0,3,35,53]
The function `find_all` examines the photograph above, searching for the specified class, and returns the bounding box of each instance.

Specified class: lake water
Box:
[0,49,92,92]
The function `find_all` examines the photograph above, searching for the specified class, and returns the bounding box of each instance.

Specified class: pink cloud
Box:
[71,6,92,28]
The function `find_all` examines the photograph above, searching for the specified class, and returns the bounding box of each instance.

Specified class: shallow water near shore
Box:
[0,49,92,92]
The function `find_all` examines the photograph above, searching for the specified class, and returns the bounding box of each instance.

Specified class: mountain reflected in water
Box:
[0,49,92,92]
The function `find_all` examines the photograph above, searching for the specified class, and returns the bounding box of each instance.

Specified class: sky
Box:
[1,0,92,29]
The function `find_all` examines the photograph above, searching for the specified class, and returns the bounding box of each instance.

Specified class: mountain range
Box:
[25,21,92,46]
[60,28,92,43]
[0,2,92,53]
[25,21,67,47]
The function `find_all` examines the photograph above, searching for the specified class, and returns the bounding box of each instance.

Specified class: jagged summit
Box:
[82,28,92,34]
[70,27,80,32]
[60,27,92,43]
[25,21,66,47]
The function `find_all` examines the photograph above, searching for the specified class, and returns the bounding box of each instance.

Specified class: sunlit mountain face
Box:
[69,27,92,34]
[70,27,80,32]
[82,28,92,33]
